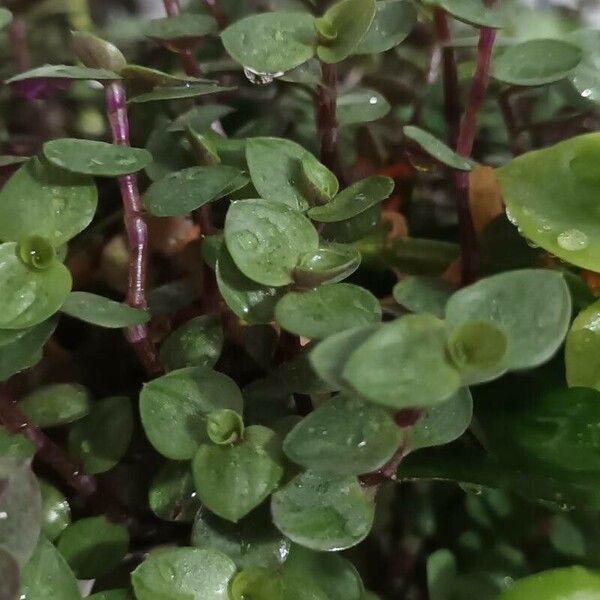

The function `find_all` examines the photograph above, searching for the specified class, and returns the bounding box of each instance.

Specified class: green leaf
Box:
[309,324,381,389]
[406,387,472,452]
[144,14,217,41]
[216,247,285,324]
[88,590,133,600]
[145,116,194,181]
[221,13,317,73]
[57,516,129,579]
[293,243,360,287]
[426,0,507,28]
[60,292,150,328]
[192,507,291,570]
[39,480,71,542]
[392,276,453,318]
[224,199,319,287]
[0,459,41,566]
[43,139,151,177]
[0,158,97,246]
[403,126,475,171]
[300,153,339,206]
[354,0,417,54]
[283,394,402,474]
[317,0,376,64]
[0,155,28,167]
[149,461,201,522]
[492,39,583,86]
[498,567,600,600]
[307,176,394,223]
[132,547,236,600]
[342,314,461,409]
[192,425,284,522]
[160,315,224,371]
[0,8,13,30]
[427,549,457,600]
[566,298,600,389]
[275,283,381,339]
[121,64,209,88]
[381,237,459,275]
[0,548,19,600]
[0,318,57,382]
[140,367,244,460]
[336,90,390,127]
[68,396,133,474]
[20,537,80,600]
[143,165,248,217]
[6,64,120,84]
[0,426,34,459]
[568,29,600,104]
[246,137,316,211]
[169,105,236,133]
[496,133,600,271]
[550,515,585,558]
[271,470,374,551]
[19,383,91,428]
[445,269,571,370]
[129,83,234,104]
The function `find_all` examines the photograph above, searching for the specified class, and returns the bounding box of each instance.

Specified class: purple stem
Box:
[105,82,160,376]
[162,0,204,78]
[453,26,497,285]
[315,62,342,180]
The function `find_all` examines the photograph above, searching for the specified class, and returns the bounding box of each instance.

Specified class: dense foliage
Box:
[0,0,600,598]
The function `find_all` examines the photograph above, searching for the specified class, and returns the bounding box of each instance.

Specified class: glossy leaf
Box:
[403,126,475,171]
[132,547,236,600]
[88,591,133,600]
[61,292,149,328]
[143,166,248,217]
[426,0,506,28]
[43,139,151,177]
[39,480,70,542]
[191,507,291,569]
[354,0,417,54]
[445,269,571,370]
[293,243,361,287]
[275,283,381,339]
[568,29,600,104]
[129,83,233,104]
[221,12,316,73]
[496,133,600,271]
[144,14,217,41]
[0,459,41,566]
[229,566,326,600]
[57,516,129,579]
[149,461,201,522]
[140,367,244,460]
[492,39,582,86]
[192,425,284,522]
[20,537,80,600]
[566,298,600,389]
[307,176,394,222]
[498,567,600,600]
[393,276,453,318]
[271,470,374,551]
[216,247,285,324]
[19,383,91,428]
[342,314,461,409]
[68,396,133,473]
[283,394,403,474]
[317,0,376,64]
[406,387,473,452]
[0,158,97,246]
[337,90,390,127]
[224,199,319,286]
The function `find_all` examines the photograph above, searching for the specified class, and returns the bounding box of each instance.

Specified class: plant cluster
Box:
[0,0,600,599]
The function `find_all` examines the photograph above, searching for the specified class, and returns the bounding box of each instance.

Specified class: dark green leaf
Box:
[271,470,374,551]
[140,367,244,460]
[568,29,600,104]
[88,590,133,600]
[57,516,129,579]
[321,205,381,243]
[68,396,133,474]
[145,116,194,181]
[39,480,71,542]
[169,105,236,133]
[144,14,217,41]
[337,90,390,126]
[566,298,600,389]
[427,549,457,600]
[19,383,91,428]
[426,0,507,28]
[60,292,150,328]
[6,64,120,84]
[129,83,234,104]
[0,155,28,167]
[121,64,209,88]
[192,425,284,522]
[221,13,316,73]
[275,283,381,339]
[0,426,34,459]
[393,276,453,317]
[143,165,248,217]
[293,243,361,287]
[149,461,201,522]
[131,547,236,600]
[403,126,475,171]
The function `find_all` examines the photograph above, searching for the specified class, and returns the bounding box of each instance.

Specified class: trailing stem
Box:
[105,82,160,376]
[201,0,227,28]
[162,0,203,78]
[316,61,342,180]
[0,387,97,496]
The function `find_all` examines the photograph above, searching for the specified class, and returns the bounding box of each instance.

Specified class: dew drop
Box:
[557,229,588,251]
[369,96,378,105]
[505,208,518,226]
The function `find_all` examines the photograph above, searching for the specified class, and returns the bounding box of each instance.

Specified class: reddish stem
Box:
[105,82,160,376]
[315,61,341,180]
[8,15,30,72]
[0,389,97,496]
[201,0,227,27]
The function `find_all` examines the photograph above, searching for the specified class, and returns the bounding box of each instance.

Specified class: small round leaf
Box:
[293,243,361,288]
[19,383,91,428]
[149,461,201,523]
[39,480,71,542]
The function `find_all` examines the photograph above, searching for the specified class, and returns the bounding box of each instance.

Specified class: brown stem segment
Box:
[453,26,497,285]
[105,82,160,376]
[201,0,226,27]
[0,389,97,496]
[316,61,341,180]
[9,15,31,73]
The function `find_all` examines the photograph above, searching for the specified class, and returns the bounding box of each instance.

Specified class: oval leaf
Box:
[427,0,507,28]
[403,126,475,171]
[393,276,453,318]
[19,383,91,428]
[337,90,390,127]
[144,14,217,41]
[293,243,361,287]
[39,480,71,542]
[566,298,600,389]
[149,461,201,523]
[568,29,600,104]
